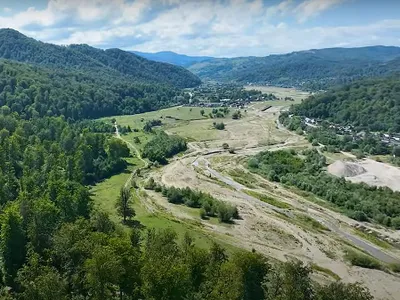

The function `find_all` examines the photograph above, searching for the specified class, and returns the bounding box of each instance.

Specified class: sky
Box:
[0,0,400,57]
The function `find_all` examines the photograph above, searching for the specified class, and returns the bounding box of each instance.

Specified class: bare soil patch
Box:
[328,159,400,192]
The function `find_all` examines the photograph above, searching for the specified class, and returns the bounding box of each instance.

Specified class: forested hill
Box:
[290,76,400,132]
[131,50,214,67]
[188,46,400,89]
[0,59,184,120]
[0,28,201,88]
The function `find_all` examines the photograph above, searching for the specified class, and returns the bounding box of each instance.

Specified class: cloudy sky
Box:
[0,0,400,57]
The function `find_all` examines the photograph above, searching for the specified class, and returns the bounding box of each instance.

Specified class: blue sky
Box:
[0,0,399,57]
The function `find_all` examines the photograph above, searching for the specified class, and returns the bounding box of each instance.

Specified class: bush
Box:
[199,208,207,219]
[213,122,225,130]
[217,202,238,223]
[222,143,229,150]
[345,249,382,270]
[232,111,241,119]
[144,178,156,190]
[155,186,239,223]
[248,158,259,168]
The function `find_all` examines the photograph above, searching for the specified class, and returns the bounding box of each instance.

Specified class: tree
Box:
[0,203,27,286]
[200,109,205,116]
[264,261,313,300]
[116,186,135,223]
[17,254,68,300]
[84,246,123,300]
[107,138,130,159]
[222,143,230,150]
[232,251,270,300]
[91,211,115,234]
[317,282,373,300]
[141,229,191,300]
[109,237,142,299]
[393,146,400,157]
[27,198,60,253]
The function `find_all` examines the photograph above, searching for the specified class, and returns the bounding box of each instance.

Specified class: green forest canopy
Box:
[188,46,400,90]
[0,29,201,89]
[290,76,400,132]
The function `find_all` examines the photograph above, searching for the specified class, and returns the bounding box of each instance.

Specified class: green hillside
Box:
[290,76,400,132]
[188,46,400,89]
[0,28,201,88]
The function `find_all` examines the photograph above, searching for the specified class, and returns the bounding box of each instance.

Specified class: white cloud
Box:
[0,0,399,57]
[294,0,347,23]
[3,7,12,13]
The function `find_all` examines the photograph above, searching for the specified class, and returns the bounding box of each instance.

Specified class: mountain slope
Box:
[0,28,201,88]
[188,46,400,89]
[289,76,400,132]
[0,58,184,120]
[131,50,213,67]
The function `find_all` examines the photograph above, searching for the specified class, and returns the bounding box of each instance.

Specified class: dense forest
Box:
[288,77,400,132]
[0,59,185,120]
[188,46,400,90]
[0,29,201,89]
[248,149,400,228]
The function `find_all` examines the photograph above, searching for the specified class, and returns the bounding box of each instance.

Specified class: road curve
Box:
[193,155,400,265]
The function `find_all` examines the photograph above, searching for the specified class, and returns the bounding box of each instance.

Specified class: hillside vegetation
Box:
[131,50,213,67]
[188,46,400,89]
[0,29,201,88]
[289,77,400,132]
[248,149,400,228]
[0,59,184,120]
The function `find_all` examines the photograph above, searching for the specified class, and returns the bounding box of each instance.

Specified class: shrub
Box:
[199,208,207,219]
[345,249,382,270]
[144,178,156,190]
[213,122,225,130]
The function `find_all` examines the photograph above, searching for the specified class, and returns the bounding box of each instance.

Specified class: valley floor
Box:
[95,100,400,300]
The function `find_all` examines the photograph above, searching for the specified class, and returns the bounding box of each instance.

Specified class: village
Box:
[296,116,400,147]
[183,82,295,109]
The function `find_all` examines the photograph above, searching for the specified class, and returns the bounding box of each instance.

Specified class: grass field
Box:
[91,124,239,252]
[90,157,142,223]
[101,106,227,129]
[245,85,310,102]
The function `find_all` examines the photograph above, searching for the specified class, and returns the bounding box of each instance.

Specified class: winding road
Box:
[193,154,400,265]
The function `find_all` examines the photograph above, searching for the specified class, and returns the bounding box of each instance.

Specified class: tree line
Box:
[145,181,239,223]
[248,149,400,228]
[142,131,187,164]
[0,59,185,121]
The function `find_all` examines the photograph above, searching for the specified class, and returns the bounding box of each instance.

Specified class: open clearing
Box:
[328,158,400,192]
[96,93,400,300]
[245,85,311,102]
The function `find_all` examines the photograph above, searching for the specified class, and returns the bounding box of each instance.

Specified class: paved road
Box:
[316,217,400,264]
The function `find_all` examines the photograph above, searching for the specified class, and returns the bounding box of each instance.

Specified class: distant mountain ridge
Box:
[187,46,400,89]
[0,28,201,88]
[131,50,213,67]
